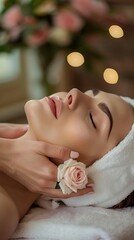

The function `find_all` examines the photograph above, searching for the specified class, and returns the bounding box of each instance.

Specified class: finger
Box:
[8,125,28,138]
[67,187,94,198]
[0,124,28,138]
[38,141,79,160]
[35,181,57,192]
[46,181,57,189]
[86,178,94,187]
[39,188,66,197]
[41,186,94,198]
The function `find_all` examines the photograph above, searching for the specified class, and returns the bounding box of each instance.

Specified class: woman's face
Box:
[24,88,134,166]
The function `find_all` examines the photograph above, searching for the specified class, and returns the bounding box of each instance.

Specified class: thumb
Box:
[0,124,28,138]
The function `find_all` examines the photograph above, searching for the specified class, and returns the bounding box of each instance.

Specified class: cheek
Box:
[61,119,106,164]
[61,120,91,153]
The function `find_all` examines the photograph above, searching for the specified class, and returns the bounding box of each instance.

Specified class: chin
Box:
[24,99,37,113]
[24,100,42,133]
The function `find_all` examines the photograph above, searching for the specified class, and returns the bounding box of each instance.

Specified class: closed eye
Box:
[90,112,96,129]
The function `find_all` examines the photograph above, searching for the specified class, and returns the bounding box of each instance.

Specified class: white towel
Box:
[12,205,134,240]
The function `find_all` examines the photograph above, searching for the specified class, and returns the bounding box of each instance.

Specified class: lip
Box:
[45,96,62,118]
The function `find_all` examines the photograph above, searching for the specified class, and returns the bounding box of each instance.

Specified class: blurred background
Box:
[0,0,134,123]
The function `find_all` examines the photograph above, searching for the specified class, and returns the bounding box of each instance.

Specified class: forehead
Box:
[85,89,133,116]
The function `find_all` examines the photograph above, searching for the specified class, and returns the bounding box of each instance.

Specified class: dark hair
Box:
[113,191,134,208]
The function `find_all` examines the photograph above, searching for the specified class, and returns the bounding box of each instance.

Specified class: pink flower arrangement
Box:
[0,0,126,80]
[57,159,88,194]
[0,0,123,49]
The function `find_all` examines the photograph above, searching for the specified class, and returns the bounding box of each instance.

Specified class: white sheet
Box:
[11,205,134,240]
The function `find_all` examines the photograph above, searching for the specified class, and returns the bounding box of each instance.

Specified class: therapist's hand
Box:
[1,138,79,192]
[38,179,94,199]
[0,123,83,195]
[1,137,93,197]
[0,123,93,197]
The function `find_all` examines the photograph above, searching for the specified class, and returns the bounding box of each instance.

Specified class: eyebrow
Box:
[91,89,113,137]
[98,103,113,137]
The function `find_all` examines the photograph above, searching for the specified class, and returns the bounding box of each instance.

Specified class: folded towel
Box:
[12,205,134,240]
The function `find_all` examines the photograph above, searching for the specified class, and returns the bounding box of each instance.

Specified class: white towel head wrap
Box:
[63,96,134,208]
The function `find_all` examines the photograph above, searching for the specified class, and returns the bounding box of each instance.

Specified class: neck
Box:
[18,126,37,141]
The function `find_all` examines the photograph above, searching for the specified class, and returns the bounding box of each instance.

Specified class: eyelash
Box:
[89,112,96,129]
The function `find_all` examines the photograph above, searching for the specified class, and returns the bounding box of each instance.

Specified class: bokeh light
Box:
[103,68,119,84]
[109,25,124,38]
[67,52,84,67]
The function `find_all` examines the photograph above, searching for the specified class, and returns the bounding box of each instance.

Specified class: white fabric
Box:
[12,205,134,240]
[61,97,134,207]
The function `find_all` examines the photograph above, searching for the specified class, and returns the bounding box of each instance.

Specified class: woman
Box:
[0,88,134,239]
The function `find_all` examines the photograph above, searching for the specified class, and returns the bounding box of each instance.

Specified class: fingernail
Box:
[70,151,79,159]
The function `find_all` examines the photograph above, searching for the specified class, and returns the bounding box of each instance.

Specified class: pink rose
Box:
[91,0,109,19]
[25,27,49,46]
[1,5,23,29]
[58,159,88,194]
[71,0,94,18]
[54,9,83,32]
[72,0,108,20]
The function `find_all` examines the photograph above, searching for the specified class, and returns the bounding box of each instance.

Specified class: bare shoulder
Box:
[0,184,19,239]
[0,172,39,219]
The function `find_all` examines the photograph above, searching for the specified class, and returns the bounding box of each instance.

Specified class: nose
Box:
[65,88,84,110]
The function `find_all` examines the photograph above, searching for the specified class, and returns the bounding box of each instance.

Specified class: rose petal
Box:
[59,180,72,194]
[57,159,88,194]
